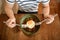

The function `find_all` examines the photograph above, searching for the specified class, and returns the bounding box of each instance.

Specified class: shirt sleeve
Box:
[5,0,15,5]
[41,0,50,5]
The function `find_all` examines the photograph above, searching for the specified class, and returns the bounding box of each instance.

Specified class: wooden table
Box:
[0,14,60,40]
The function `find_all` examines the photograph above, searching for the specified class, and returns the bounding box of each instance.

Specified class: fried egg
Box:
[26,20,35,29]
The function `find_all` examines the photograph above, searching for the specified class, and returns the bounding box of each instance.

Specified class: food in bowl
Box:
[26,20,35,29]
[20,14,40,35]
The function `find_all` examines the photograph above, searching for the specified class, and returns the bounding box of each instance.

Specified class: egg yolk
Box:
[26,20,35,29]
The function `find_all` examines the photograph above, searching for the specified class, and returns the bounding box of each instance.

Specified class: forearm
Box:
[42,5,50,17]
[5,6,15,19]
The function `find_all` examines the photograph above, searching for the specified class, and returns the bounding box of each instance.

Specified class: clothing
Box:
[17,10,37,14]
[6,0,50,12]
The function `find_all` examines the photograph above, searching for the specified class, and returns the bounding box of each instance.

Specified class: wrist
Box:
[9,17,16,20]
[44,14,49,18]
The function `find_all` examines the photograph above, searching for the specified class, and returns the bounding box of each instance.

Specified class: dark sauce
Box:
[22,16,40,33]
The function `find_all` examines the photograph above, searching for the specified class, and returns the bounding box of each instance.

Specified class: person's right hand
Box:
[5,18,16,28]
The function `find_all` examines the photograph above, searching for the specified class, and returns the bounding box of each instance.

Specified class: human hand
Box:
[5,18,16,28]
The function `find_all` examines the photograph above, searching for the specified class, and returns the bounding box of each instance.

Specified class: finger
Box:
[10,18,16,24]
[6,19,11,24]
[9,20,16,27]
[7,23,16,28]
[11,24,16,27]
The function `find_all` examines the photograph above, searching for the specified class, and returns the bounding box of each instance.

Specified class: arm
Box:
[4,0,15,19]
[4,0,16,28]
[42,3,50,17]
[41,0,54,24]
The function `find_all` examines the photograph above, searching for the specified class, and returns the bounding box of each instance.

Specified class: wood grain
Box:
[0,14,60,40]
[0,0,60,40]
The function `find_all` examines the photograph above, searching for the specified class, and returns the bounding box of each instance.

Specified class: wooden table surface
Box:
[0,14,60,40]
